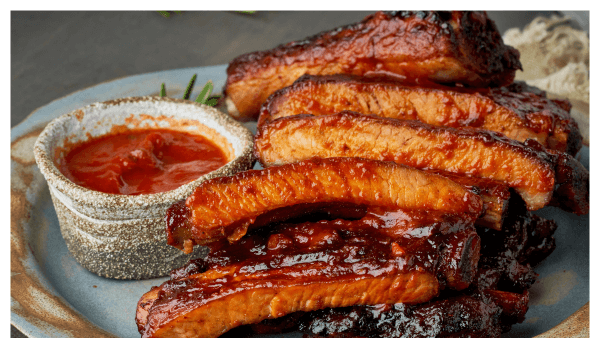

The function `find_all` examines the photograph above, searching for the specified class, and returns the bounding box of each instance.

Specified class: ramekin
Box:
[34,96,254,279]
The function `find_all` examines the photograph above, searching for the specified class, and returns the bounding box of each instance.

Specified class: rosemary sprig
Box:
[159,74,220,107]
[183,74,197,100]
[196,79,220,106]
[195,80,213,104]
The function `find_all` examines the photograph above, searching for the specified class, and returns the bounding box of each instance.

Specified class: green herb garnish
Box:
[183,74,197,100]
[159,74,220,107]
[157,11,182,18]
[195,80,214,104]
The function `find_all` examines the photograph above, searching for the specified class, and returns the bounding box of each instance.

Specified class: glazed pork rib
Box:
[224,11,522,120]
[138,211,481,338]
[258,75,582,155]
[254,111,589,215]
[166,157,483,252]
[242,201,557,338]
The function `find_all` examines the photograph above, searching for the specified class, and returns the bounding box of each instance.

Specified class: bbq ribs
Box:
[224,11,521,120]
[257,75,582,156]
[166,157,483,252]
[139,199,483,338]
[254,111,589,215]
[135,9,587,338]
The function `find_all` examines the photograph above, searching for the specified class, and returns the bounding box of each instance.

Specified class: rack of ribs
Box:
[224,11,521,120]
[207,196,557,338]
[257,74,582,156]
[166,157,483,252]
[137,207,482,338]
[254,111,589,215]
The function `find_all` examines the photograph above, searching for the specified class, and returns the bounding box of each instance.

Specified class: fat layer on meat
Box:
[224,11,521,120]
[258,75,582,156]
[255,111,588,214]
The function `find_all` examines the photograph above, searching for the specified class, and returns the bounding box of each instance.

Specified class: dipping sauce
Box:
[58,129,228,195]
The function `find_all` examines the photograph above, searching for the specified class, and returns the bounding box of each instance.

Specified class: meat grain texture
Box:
[258,75,582,156]
[166,157,483,250]
[255,111,589,213]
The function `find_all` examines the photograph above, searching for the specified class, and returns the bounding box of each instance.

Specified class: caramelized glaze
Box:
[139,209,481,337]
[258,75,581,155]
[225,11,521,120]
[255,111,560,211]
[240,201,557,338]
[165,157,482,251]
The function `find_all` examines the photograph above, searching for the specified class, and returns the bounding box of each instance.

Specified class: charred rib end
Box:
[165,200,195,252]
[551,152,590,215]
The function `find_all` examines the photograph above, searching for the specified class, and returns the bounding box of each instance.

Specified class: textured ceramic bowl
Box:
[33,96,255,280]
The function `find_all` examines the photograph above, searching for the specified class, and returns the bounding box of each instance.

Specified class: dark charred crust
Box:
[228,11,520,85]
[226,11,522,120]
[295,295,503,338]
[137,177,561,338]
[522,139,589,215]
[549,151,590,215]
[251,206,556,338]
[139,209,481,337]
[455,11,522,83]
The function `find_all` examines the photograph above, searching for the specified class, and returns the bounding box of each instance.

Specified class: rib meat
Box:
[241,198,557,338]
[138,210,481,338]
[427,171,510,230]
[166,157,483,252]
[224,11,521,120]
[258,75,582,155]
[254,111,589,214]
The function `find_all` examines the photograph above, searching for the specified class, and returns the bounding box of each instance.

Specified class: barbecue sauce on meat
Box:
[235,198,556,338]
[254,111,592,215]
[142,192,558,338]
[259,75,582,156]
[164,157,484,251]
[166,208,478,284]
[145,209,481,337]
[225,11,522,120]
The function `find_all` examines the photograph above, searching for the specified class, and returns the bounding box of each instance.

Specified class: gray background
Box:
[12,11,575,129]
[11,10,587,338]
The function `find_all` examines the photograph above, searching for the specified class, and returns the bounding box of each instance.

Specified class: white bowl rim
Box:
[33,95,254,211]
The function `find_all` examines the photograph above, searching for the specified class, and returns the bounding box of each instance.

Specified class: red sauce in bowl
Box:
[58,129,228,195]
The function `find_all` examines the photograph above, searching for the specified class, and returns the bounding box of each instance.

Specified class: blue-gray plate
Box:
[11,65,589,337]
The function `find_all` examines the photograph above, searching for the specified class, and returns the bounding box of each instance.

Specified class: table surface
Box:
[10,10,585,338]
